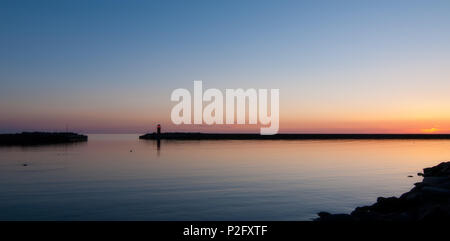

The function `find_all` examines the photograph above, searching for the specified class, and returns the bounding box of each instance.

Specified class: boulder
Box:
[316,161,450,221]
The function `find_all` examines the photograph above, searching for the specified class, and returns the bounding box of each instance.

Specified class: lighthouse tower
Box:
[157,124,161,135]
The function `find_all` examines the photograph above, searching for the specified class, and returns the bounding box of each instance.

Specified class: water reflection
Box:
[0,140,88,151]
[157,139,161,156]
[0,134,449,220]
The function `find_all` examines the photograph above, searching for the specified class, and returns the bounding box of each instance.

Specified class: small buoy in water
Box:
[130,150,133,152]
[22,163,28,167]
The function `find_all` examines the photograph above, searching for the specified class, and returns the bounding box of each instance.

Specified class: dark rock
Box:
[418,205,450,221]
[423,162,450,177]
[317,211,331,218]
[0,132,87,146]
[422,186,450,196]
[316,161,450,221]
[400,189,423,201]
[422,176,450,185]
[316,213,354,222]
[139,133,450,140]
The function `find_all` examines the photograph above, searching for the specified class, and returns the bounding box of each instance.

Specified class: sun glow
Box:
[421,128,440,133]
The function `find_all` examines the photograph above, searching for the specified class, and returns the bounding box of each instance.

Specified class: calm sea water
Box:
[0,134,448,220]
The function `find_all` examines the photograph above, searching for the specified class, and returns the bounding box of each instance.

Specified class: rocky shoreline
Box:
[0,132,88,146]
[316,161,450,221]
[139,132,450,140]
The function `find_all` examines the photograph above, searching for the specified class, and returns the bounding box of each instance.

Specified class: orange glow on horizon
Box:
[421,128,440,133]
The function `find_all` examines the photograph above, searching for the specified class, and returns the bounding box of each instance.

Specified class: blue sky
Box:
[1,0,450,133]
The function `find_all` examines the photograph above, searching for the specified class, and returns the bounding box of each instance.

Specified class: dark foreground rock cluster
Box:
[317,161,450,221]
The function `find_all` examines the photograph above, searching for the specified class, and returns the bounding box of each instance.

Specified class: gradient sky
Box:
[1,0,450,133]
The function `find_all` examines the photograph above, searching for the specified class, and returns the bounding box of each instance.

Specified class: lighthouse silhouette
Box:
[157,124,161,135]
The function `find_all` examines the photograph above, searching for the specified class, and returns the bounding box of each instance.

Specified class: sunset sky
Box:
[1,0,450,133]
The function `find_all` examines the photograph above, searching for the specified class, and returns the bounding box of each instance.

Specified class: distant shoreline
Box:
[0,132,88,146]
[139,132,450,140]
